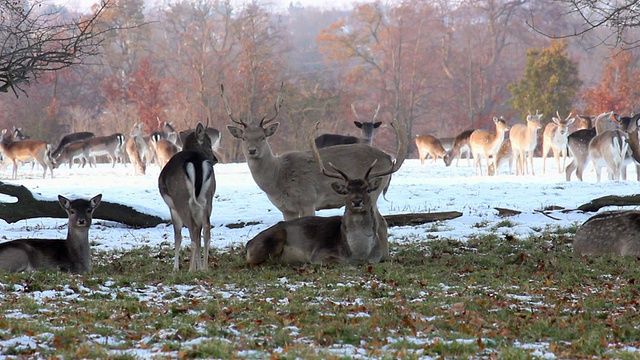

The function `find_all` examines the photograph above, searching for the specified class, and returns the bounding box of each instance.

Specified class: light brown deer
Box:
[151,133,179,169]
[314,104,383,148]
[574,210,640,256]
[0,194,101,274]
[469,117,510,176]
[415,134,446,164]
[53,141,87,169]
[224,83,407,222]
[487,138,513,176]
[565,111,616,181]
[82,133,126,168]
[588,129,629,182]
[443,129,474,167]
[510,112,543,176]
[0,129,54,179]
[245,123,402,265]
[158,122,218,272]
[542,111,575,174]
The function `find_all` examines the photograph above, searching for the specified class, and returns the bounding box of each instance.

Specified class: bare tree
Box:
[0,0,115,97]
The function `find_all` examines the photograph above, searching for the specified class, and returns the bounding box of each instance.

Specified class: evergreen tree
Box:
[508,41,582,122]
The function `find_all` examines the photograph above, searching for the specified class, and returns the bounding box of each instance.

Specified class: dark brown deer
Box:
[0,194,101,274]
[574,210,640,256]
[158,122,218,272]
[314,103,383,148]
[224,83,407,221]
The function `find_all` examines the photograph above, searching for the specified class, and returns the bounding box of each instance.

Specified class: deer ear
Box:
[373,122,383,128]
[90,194,102,209]
[264,122,280,137]
[369,178,383,192]
[58,195,71,210]
[354,121,363,128]
[227,125,244,139]
[331,182,348,195]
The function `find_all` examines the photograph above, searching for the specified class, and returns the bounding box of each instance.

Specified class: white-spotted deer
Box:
[469,117,510,176]
[542,112,575,174]
[0,129,54,179]
[245,123,402,265]
[224,83,407,222]
[158,122,218,272]
[82,133,126,168]
[574,210,640,256]
[510,112,543,175]
[415,134,446,165]
[314,103,383,148]
[0,194,101,273]
[443,129,474,167]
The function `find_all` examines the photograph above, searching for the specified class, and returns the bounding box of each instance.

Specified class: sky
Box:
[1,156,639,357]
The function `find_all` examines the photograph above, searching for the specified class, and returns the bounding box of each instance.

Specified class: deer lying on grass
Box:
[443,129,474,167]
[542,112,575,174]
[314,104,383,148]
[0,129,54,179]
[573,210,640,256]
[415,134,446,165]
[245,123,402,265]
[0,194,101,273]
[158,122,218,272]
[510,112,543,175]
[469,117,510,176]
[224,83,407,222]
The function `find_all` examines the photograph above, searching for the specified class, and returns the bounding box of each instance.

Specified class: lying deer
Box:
[0,129,54,179]
[158,122,218,272]
[415,134,446,165]
[510,112,543,176]
[443,129,474,167]
[0,194,101,273]
[542,112,575,174]
[245,124,402,265]
[574,210,640,256]
[314,103,383,148]
[223,83,407,221]
[469,117,510,176]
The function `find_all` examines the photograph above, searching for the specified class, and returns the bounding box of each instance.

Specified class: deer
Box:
[0,194,101,274]
[178,126,222,161]
[487,138,513,176]
[415,134,446,164]
[223,83,407,223]
[588,129,629,182]
[82,133,126,168]
[158,122,218,272]
[510,112,543,176]
[573,210,640,256]
[151,132,179,169]
[245,123,402,266]
[565,111,616,181]
[443,129,474,167]
[542,111,575,174]
[53,140,88,169]
[126,122,153,170]
[469,117,510,176]
[0,129,54,179]
[314,103,383,149]
[51,131,95,159]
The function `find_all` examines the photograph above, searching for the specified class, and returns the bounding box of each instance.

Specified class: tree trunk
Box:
[577,194,640,212]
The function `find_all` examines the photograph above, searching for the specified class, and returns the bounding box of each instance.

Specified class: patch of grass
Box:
[2,230,640,358]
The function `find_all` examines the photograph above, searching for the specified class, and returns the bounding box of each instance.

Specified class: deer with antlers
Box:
[224,83,407,228]
[245,122,403,265]
[542,111,575,174]
[314,103,383,148]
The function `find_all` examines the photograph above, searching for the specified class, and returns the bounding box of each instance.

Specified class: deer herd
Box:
[0,93,639,274]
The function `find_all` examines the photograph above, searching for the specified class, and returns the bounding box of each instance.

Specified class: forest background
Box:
[2,0,639,162]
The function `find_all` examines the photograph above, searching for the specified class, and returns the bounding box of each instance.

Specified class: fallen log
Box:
[383,211,463,227]
[0,182,165,228]
[577,194,640,212]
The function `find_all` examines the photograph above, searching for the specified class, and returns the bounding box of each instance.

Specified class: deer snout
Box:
[350,198,364,210]
[247,147,258,156]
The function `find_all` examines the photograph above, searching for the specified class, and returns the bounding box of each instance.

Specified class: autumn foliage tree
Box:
[508,41,582,123]
[582,50,640,115]
[127,58,168,130]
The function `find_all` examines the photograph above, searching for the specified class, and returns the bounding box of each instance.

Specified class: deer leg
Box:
[170,211,184,272]
[187,225,202,272]
[246,227,286,265]
[202,220,211,271]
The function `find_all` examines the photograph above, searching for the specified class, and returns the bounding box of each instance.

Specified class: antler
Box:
[367,121,406,179]
[220,84,244,126]
[260,82,285,127]
[372,103,381,121]
[310,121,347,180]
[351,103,359,119]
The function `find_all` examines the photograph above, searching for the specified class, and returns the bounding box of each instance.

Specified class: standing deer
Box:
[158,122,217,272]
[0,194,101,274]
[245,123,402,265]
[443,129,474,167]
[542,112,575,174]
[151,133,179,169]
[51,131,95,159]
[574,210,640,256]
[314,104,383,148]
[565,111,616,181]
[0,129,54,179]
[488,138,513,176]
[53,140,88,168]
[510,112,543,176]
[469,117,510,176]
[415,134,446,164]
[223,83,407,222]
[82,133,126,168]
